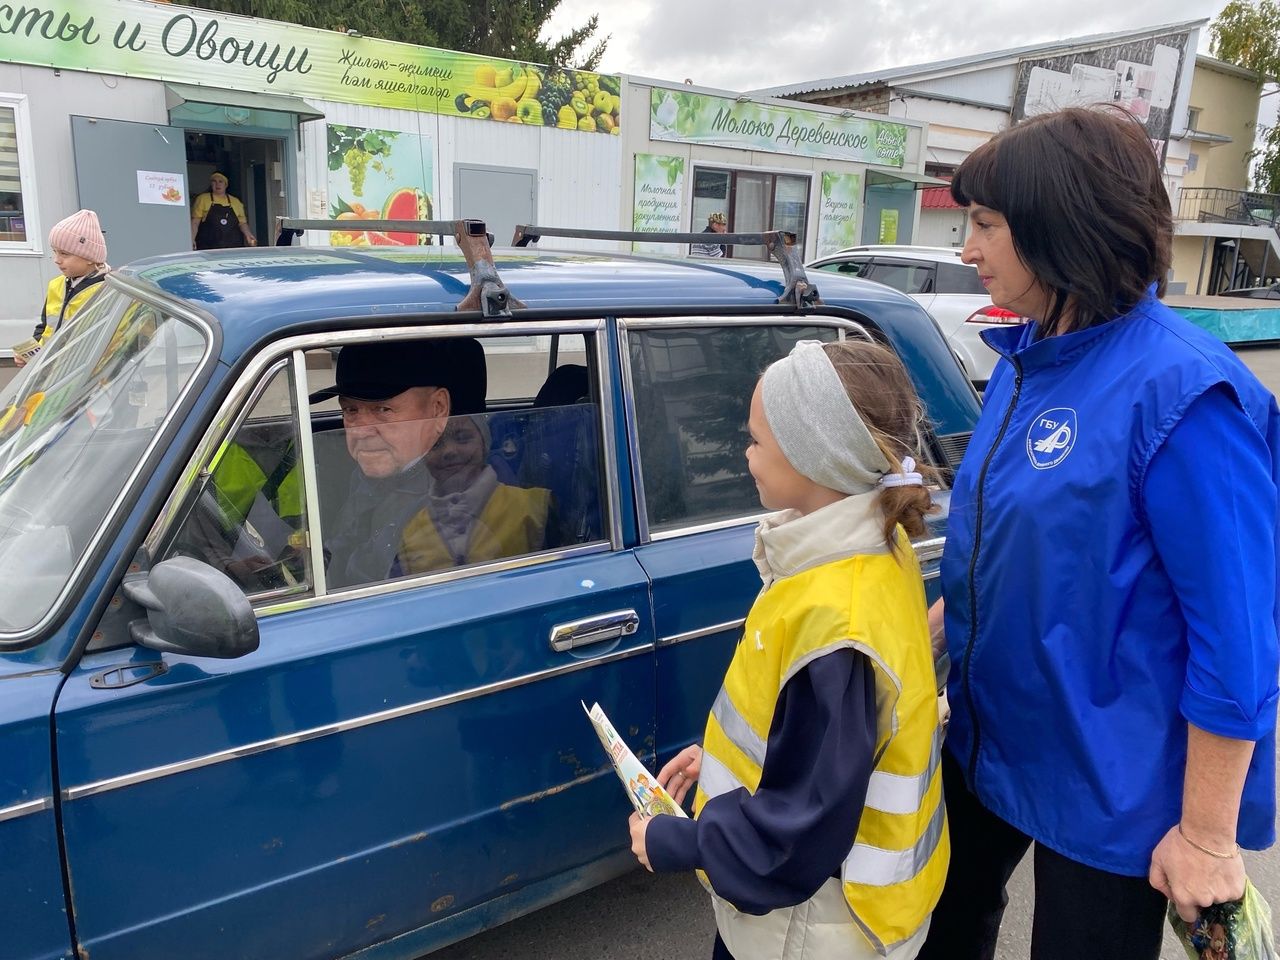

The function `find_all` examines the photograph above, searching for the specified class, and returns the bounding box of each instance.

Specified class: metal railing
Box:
[1176,187,1280,229]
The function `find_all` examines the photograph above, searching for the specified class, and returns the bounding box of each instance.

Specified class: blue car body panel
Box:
[0,247,978,959]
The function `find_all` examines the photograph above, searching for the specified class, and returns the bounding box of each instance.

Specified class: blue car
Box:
[0,229,980,960]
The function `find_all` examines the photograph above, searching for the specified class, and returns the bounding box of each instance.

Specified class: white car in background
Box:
[808,245,1022,388]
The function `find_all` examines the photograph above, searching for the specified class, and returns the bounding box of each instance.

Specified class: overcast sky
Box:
[544,0,1232,92]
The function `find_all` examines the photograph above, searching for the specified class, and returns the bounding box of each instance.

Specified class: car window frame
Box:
[144,320,620,620]
[0,277,218,650]
[618,314,875,544]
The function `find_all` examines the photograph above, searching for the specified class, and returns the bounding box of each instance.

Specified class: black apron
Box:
[195,198,245,250]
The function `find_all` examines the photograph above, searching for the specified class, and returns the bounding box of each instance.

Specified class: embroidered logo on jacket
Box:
[1026,407,1077,469]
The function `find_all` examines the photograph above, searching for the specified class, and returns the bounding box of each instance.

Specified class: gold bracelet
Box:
[1177,823,1239,860]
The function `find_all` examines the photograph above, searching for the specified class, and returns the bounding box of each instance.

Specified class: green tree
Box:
[1210,0,1280,191]
[187,0,608,69]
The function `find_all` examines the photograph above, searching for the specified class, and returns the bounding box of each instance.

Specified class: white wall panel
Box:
[0,64,166,346]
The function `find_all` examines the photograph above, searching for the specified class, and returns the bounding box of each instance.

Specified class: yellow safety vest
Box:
[38,273,106,342]
[397,484,551,574]
[694,537,948,955]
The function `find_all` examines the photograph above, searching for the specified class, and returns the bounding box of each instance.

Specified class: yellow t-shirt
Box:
[192,193,247,224]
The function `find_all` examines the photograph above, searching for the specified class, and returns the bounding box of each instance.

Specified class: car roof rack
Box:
[274,217,523,319]
[511,225,820,308]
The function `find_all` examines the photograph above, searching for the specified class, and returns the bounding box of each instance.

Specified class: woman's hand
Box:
[657,744,703,806]
[927,598,946,660]
[1149,824,1246,922]
[629,812,653,871]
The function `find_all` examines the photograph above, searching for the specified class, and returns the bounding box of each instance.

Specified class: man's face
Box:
[340,386,450,479]
[711,220,727,234]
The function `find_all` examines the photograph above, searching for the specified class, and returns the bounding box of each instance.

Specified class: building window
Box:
[1187,106,1201,132]
[691,166,811,260]
[0,95,35,248]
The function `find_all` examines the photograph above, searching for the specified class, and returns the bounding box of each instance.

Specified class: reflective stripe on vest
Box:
[694,543,948,954]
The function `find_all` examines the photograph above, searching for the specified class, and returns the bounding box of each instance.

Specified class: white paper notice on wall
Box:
[137,170,186,206]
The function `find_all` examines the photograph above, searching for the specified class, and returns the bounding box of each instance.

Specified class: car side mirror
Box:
[121,556,260,659]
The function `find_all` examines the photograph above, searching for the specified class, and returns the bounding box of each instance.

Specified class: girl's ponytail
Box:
[821,340,939,551]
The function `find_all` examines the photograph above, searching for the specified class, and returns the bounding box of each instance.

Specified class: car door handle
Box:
[549,609,640,653]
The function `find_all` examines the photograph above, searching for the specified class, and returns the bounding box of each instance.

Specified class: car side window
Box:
[628,324,839,532]
[937,260,988,296]
[815,258,873,279]
[306,333,606,593]
[873,260,935,295]
[161,362,314,601]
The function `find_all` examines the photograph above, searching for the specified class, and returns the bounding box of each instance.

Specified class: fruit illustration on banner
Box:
[451,59,620,134]
[381,188,434,245]
[326,123,435,247]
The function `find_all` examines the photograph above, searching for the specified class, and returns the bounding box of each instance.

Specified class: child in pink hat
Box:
[19,210,111,365]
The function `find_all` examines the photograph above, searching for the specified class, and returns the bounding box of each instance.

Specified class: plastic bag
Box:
[1168,880,1276,960]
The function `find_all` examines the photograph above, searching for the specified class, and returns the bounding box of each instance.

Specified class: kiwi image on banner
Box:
[326,124,434,247]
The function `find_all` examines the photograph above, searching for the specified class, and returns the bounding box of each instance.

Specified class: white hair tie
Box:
[879,456,923,488]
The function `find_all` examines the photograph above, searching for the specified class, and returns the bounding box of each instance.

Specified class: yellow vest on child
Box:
[398,484,551,573]
[695,510,948,956]
[38,273,107,342]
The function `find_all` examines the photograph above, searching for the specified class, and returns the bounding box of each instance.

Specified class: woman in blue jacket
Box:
[917,106,1279,960]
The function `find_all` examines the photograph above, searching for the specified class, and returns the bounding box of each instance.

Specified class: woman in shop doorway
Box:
[191,172,257,250]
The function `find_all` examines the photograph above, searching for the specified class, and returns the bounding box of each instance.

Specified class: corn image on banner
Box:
[0,0,621,135]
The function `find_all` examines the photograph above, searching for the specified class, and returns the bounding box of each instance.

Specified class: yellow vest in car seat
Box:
[694,540,948,955]
[397,484,551,574]
[211,443,302,524]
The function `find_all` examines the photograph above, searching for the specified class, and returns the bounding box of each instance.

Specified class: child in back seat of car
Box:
[396,413,551,573]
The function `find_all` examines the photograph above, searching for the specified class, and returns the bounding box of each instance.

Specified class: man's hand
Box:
[1149,824,1246,922]
[629,812,652,871]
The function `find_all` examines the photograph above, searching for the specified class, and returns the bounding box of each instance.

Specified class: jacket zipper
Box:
[963,355,1023,784]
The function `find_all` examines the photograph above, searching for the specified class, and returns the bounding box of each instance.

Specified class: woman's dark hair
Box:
[822,340,938,549]
[950,106,1171,336]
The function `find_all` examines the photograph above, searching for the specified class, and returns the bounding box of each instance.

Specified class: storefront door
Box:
[454,164,536,247]
[70,117,191,267]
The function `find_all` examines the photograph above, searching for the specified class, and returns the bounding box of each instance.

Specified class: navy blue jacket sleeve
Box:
[1144,384,1280,741]
[645,648,877,915]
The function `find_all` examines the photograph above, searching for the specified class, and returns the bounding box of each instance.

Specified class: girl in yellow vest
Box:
[397,414,551,573]
[630,339,949,960]
[21,209,110,366]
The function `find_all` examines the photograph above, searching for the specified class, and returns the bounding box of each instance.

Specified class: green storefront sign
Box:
[0,0,621,134]
[649,88,907,167]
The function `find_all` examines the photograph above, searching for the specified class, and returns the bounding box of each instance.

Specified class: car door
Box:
[52,322,655,960]
[623,318,858,769]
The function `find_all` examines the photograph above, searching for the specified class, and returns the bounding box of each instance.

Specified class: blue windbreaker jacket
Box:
[940,291,1279,876]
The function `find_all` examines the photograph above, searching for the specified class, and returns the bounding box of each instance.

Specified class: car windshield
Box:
[0,289,208,636]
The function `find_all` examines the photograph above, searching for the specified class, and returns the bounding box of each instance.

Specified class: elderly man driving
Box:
[311,338,486,589]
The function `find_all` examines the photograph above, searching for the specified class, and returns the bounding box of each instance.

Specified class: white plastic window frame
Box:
[0,93,40,253]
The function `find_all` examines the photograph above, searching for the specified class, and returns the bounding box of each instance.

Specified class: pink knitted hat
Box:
[49,209,107,264]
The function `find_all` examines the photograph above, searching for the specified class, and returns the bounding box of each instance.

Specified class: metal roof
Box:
[753,19,1207,98]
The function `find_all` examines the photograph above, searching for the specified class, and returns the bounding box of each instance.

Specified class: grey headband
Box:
[761,340,892,494]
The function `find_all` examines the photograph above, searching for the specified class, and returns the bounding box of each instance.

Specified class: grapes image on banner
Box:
[325,124,435,247]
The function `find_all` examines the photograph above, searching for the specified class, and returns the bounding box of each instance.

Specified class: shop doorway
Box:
[70,116,192,267]
[691,166,811,259]
[185,131,286,249]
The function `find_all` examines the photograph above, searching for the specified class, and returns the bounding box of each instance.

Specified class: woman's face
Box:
[961,205,1052,320]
